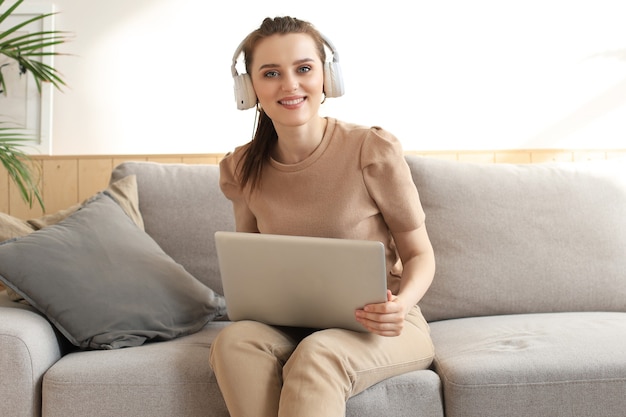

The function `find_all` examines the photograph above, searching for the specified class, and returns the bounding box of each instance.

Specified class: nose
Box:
[281,73,298,92]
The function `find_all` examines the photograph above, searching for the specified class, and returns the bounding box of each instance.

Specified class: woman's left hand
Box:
[355,290,408,336]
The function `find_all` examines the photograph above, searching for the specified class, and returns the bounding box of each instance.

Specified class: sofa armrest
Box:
[0,292,65,417]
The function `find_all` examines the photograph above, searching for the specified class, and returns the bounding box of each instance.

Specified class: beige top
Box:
[219,117,425,294]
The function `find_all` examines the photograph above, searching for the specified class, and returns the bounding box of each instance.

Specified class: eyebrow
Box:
[257,58,316,72]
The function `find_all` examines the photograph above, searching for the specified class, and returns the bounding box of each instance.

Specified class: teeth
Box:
[281,98,304,105]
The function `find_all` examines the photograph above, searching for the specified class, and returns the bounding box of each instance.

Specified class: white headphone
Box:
[231,33,345,110]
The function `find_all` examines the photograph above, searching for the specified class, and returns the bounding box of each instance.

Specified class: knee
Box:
[210,321,262,364]
[283,331,354,394]
[288,330,347,369]
[213,321,259,348]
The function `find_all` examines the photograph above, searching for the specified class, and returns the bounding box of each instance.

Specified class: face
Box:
[249,33,325,129]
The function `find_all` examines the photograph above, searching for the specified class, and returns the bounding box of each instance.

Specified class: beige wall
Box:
[17,0,626,155]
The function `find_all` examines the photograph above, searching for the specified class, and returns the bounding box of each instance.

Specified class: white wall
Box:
[27,0,626,154]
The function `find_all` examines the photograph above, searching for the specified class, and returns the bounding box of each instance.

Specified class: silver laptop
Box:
[214,231,388,332]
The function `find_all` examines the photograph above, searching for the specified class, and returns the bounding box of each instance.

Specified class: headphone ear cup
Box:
[233,74,257,110]
[324,61,344,98]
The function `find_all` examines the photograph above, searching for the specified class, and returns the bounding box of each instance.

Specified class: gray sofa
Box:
[1,155,625,417]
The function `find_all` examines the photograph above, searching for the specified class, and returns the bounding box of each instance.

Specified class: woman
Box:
[210,16,435,417]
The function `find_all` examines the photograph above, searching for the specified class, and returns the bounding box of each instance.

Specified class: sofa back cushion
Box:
[110,162,234,294]
[407,156,626,322]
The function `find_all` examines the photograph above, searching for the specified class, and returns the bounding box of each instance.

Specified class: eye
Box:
[298,65,312,74]
[263,70,279,78]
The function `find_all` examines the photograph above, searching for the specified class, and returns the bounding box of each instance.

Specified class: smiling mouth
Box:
[279,97,305,106]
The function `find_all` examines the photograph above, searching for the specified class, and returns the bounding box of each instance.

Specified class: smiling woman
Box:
[210,16,437,417]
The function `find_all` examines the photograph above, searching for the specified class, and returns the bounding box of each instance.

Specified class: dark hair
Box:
[236,17,327,190]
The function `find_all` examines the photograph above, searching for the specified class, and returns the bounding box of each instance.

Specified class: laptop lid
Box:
[214,231,388,332]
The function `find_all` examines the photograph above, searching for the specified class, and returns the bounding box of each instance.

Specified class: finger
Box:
[359,319,404,337]
[364,302,402,315]
[356,310,404,329]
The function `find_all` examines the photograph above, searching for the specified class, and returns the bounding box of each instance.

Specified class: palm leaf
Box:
[0,0,22,26]
[0,124,43,209]
[0,4,70,93]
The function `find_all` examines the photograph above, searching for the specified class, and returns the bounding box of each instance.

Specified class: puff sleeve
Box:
[219,151,259,233]
[360,128,425,233]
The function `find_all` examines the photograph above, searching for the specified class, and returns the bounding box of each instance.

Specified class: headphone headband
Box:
[231,38,248,79]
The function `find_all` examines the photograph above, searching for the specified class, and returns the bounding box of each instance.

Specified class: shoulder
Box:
[219,142,251,177]
[219,142,251,199]
[333,120,404,168]
[220,142,250,167]
[332,118,401,148]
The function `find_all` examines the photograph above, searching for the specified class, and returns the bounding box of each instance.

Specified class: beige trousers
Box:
[209,306,434,417]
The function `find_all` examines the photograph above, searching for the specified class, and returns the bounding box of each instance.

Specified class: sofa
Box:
[1,154,625,417]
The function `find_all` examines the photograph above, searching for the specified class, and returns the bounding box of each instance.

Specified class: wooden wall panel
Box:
[8,159,44,219]
[78,158,114,202]
[111,157,148,169]
[0,165,8,214]
[1,150,624,220]
[183,155,222,165]
[147,156,184,164]
[607,150,626,160]
[42,159,79,215]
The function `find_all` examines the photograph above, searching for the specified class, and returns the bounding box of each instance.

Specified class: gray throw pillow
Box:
[0,192,226,349]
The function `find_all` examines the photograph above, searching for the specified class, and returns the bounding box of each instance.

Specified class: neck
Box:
[273,117,327,164]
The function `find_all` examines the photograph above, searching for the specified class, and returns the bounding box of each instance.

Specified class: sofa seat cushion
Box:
[346,369,444,417]
[430,312,626,417]
[43,322,231,417]
[42,320,444,417]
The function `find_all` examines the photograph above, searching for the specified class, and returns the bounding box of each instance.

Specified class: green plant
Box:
[0,124,44,209]
[0,0,69,210]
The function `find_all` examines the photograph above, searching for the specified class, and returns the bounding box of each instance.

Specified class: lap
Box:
[215,305,433,373]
